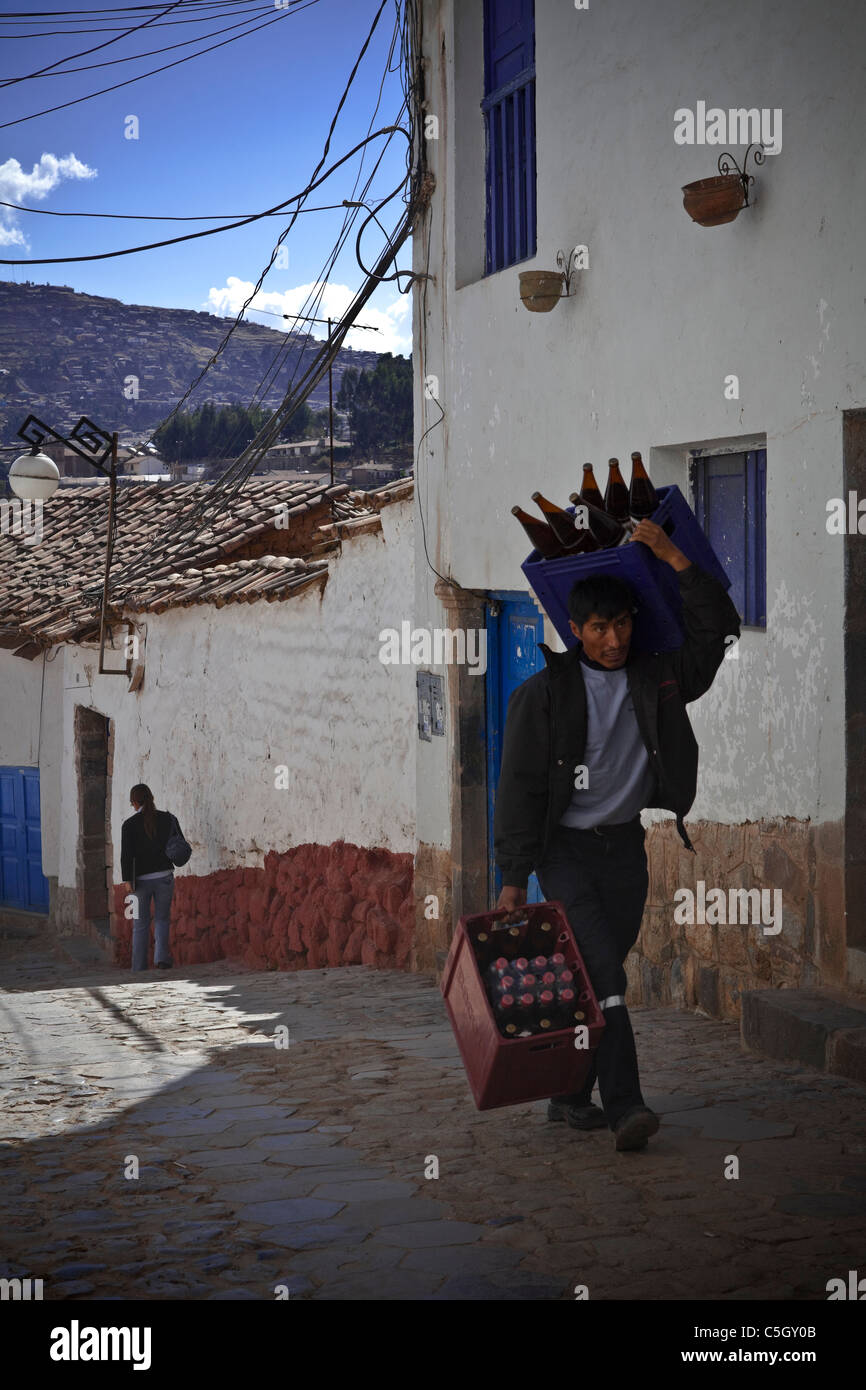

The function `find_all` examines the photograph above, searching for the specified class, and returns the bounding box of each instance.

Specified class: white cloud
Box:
[205,276,411,357]
[0,152,97,252]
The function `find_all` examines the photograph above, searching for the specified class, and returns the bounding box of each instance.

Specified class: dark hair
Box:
[130,783,158,838]
[567,574,637,629]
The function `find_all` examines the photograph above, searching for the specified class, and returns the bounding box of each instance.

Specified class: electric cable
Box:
[125,0,395,459]
[106,2,415,596]
[0,1,280,37]
[0,0,317,130]
[0,125,405,263]
[0,4,282,85]
[0,0,185,88]
[0,198,361,220]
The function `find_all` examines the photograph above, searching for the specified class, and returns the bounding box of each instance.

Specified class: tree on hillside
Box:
[335,354,412,452]
[153,402,272,463]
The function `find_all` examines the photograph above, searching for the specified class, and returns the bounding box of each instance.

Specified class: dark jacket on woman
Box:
[493,563,742,889]
[120,809,178,888]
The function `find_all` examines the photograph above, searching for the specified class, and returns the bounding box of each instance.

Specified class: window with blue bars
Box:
[692,449,766,628]
[482,0,536,275]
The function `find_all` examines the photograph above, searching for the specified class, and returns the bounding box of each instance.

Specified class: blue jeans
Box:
[131,874,175,971]
[536,819,649,1127]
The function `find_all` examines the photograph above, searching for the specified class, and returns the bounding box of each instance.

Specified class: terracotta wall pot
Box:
[519,270,565,312]
[682,173,746,227]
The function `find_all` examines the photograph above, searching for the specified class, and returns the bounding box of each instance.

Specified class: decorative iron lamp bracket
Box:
[17,413,114,475]
[716,143,766,207]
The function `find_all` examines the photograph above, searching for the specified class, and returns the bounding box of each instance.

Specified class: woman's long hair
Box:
[130,783,158,838]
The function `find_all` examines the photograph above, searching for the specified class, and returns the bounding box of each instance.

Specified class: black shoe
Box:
[613,1105,660,1151]
[155,959,173,970]
[547,1099,607,1130]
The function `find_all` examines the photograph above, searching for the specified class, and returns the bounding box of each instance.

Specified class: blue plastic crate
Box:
[520,484,731,655]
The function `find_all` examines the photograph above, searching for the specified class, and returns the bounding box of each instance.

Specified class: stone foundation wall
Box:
[49,880,112,954]
[626,817,846,1020]
[111,840,413,971]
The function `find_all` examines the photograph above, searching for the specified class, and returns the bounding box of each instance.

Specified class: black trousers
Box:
[536,818,649,1128]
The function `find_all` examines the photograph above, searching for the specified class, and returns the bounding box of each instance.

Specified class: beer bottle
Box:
[555,986,577,1028]
[487,972,517,1000]
[628,451,658,521]
[513,991,537,1032]
[536,989,557,1030]
[511,506,566,560]
[528,916,557,954]
[568,493,628,549]
[579,463,604,510]
[603,458,631,523]
[494,994,521,1036]
[530,492,597,553]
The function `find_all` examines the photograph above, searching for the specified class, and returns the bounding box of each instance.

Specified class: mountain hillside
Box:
[0,281,382,444]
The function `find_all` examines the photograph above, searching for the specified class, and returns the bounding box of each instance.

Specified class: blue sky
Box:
[0,0,412,354]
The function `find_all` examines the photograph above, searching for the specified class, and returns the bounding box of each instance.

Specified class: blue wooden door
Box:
[486,592,545,906]
[0,766,49,912]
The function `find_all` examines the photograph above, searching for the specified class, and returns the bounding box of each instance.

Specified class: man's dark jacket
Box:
[493,563,741,889]
[121,810,177,889]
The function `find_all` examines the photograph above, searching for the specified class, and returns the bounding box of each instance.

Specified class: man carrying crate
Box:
[493,519,741,1151]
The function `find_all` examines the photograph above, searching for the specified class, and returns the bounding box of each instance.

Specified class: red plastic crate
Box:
[441,901,605,1111]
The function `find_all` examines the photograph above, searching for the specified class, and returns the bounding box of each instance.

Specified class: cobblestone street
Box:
[2,931,865,1302]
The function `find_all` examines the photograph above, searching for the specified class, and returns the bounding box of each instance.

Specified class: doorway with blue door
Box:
[485,590,546,907]
[0,765,50,913]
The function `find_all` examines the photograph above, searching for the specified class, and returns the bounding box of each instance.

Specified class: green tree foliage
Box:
[335,353,412,452]
[153,400,315,461]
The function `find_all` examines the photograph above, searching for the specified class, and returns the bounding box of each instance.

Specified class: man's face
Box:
[570,609,632,668]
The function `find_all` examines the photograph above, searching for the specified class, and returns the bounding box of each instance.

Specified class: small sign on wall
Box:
[417,671,445,740]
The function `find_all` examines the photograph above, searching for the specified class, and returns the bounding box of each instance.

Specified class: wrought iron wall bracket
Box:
[716,143,766,207]
[554,246,585,297]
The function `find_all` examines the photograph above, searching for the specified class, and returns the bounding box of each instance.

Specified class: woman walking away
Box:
[120,784,184,972]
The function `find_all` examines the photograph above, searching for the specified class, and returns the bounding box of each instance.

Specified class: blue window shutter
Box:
[694,451,766,627]
[483,0,536,275]
[484,0,534,95]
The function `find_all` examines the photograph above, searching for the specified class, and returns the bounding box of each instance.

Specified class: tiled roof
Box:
[0,474,413,650]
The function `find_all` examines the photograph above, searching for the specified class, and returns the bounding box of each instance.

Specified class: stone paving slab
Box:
[1,932,865,1301]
